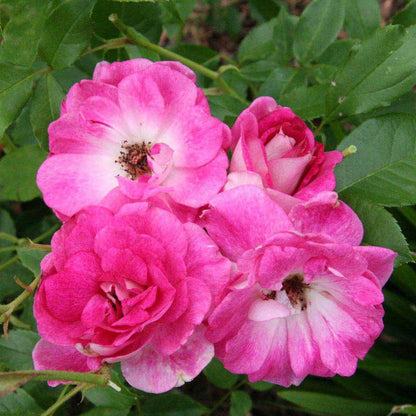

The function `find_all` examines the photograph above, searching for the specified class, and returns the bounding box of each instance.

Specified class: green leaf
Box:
[207,95,247,123]
[203,358,239,389]
[326,26,416,119]
[0,63,36,138]
[248,381,274,391]
[259,66,298,99]
[8,106,37,147]
[279,84,329,120]
[238,18,277,63]
[335,114,416,206]
[230,391,252,416]
[278,391,393,416]
[0,145,47,202]
[0,389,43,415]
[29,73,64,151]
[0,330,39,371]
[16,247,46,276]
[341,196,412,266]
[293,0,346,64]
[85,386,135,410]
[393,0,416,28]
[317,38,358,67]
[0,0,48,67]
[39,0,96,70]
[344,0,381,40]
[274,8,298,63]
[142,392,208,416]
[240,57,281,82]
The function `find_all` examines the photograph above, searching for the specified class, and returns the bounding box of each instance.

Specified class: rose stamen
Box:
[281,274,309,311]
[117,141,152,180]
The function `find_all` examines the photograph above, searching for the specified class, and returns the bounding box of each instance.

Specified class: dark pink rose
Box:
[33,200,230,393]
[226,97,342,212]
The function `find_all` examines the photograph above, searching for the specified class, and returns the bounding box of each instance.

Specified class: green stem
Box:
[0,245,18,254]
[21,241,52,252]
[33,223,60,243]
[0,232,19,244]
[109,14,248,105]
[4,370,110,386]
[0,254,18,273]
[40,383,89,416]
[80,37,130,58]
[0,274,40,317]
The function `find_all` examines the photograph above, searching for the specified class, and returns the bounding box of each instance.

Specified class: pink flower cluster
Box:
[34,59,396,393]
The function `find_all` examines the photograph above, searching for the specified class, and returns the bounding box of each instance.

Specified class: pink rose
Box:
[226,97,342,212]
[37,59,231,219]
[33,200,230,393]
[202,186,396,386]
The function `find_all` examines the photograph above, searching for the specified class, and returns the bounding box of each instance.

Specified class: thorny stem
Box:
[0,274,40,319]
[109,14,249,105]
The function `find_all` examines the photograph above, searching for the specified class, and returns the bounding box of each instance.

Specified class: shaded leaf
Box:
[0,330,39,371]
[142,392,208,416]
[0,145,47,202]
[230,391,252,416]
[341,196,412,266]
[85,386,135,410]
[203,358,239,389]
[278,391,393,416]
[393,1,416,28]
[0,389,43,415]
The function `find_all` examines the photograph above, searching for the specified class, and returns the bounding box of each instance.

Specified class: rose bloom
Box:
[226,97,342,211]
[202,186,396,386]
[37,59,230,219]
[33,199,230,393]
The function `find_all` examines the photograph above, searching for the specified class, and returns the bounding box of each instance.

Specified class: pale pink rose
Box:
[33,200,230,393]
[37,58,231,219]
[226,97,342,211]
[202,186,396,386]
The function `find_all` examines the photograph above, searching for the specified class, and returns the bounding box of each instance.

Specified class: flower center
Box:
[117,141,152,180]
[281,274,309,311]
